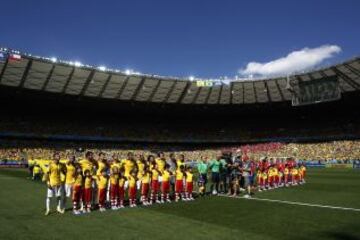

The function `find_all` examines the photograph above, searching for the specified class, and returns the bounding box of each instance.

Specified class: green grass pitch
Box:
[0,168,359,240]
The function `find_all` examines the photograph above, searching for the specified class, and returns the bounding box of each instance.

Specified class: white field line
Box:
[218,194,360,212]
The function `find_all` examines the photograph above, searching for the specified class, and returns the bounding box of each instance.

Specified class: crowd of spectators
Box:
[1,140,360,164]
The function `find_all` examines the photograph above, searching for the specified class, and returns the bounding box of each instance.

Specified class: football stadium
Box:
[1,1,360,240]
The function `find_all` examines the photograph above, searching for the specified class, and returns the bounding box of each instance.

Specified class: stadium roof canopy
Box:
[0,48,359,105]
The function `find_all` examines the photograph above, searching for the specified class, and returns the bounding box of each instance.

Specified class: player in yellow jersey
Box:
[122,152,136,177]
[156,152,166,185]
[160,164,172,203]
[127,169,138,207]
[185,166,194,201]
[136,154,146,190]
[83,169,93,212]
[140,165,152,205]
[150,162,161,204]
[291,167,299,185]
[284,165,290,187]
[267,166,275,189]
[176,154,185,170]
[118,168,126,208]
[72,167,83,215]
[272,167,279,188]
[64,155,76,209]
[96,152,108,176]
[260,171,267,191]
[44,152,65,215]
[299,164,306,184]
[97,169,108,212]
[32,163,42,181]
[109,166,120,210]
[175,165,185,202]
[79,151,95,175]
[110,155,122,172]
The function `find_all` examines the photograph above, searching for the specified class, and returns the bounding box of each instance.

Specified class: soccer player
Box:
[64,155,76,209]
[175,165,185,202]
[150,162,161,204]
[267,164,274,189]
[177,154,185,170]
[122,152,136,177]
[140,165,151,205]
[272,165,279,188]
[299,164,306,183]
[284,164,290,186]
[161,164,172,203]
[136,154,146,192]
[127,169,138,207]
[197,156,208,193]
[109,166,120,210]
[209,157,221,195]
[83,169,93,212]
[118,168,126,208]
[44,152,65,215]
[72,167,83,215]
[97,152,108,176]
[156,152,166,192]
[261,170,268,190]
[291,167,299,185]
[32,163,42,181]
[97,169,108,212]
[185,166,194,200]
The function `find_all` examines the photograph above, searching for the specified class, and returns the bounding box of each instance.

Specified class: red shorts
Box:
[72,185,82,202]
[175,180,183,193]
[151,180,159,193]
[141,183,149,195]
[162,181,170,193]
[119,186,125,200]
[110,184,119,199]
[186,182,193,193]
[268,176,274,184]
[129,187,136,199]
[98,188,106,205]
[274,176,279,183]
[83,188,92,203]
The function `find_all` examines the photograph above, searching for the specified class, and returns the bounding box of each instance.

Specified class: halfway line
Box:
[218,194,360,212]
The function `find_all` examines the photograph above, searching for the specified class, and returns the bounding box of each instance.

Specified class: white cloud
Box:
[239,45,341,77]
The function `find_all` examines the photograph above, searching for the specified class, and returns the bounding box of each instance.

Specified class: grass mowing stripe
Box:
[218,194,360,212]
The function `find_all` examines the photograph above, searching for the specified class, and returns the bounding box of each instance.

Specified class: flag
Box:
[8,53,22,61]
[0,51,7,63]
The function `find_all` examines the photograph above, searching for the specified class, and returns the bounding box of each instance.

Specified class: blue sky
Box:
[0,0,359,79]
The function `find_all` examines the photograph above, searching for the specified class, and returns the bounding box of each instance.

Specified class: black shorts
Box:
[211,172,220,183]
[199,173,208,184]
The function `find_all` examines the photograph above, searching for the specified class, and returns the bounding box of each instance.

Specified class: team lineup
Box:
[41,151,307,215]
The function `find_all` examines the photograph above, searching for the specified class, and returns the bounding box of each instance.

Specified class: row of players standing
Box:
[44,151,195,215]
[198,153,306,197]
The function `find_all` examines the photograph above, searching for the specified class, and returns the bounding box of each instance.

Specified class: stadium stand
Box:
[0,48,360,165]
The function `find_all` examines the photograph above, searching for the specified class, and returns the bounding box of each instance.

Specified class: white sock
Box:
[57,198,62,209]
[46,198,50,210]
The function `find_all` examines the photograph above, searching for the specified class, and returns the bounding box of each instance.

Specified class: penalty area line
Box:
[218,194,360,212]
